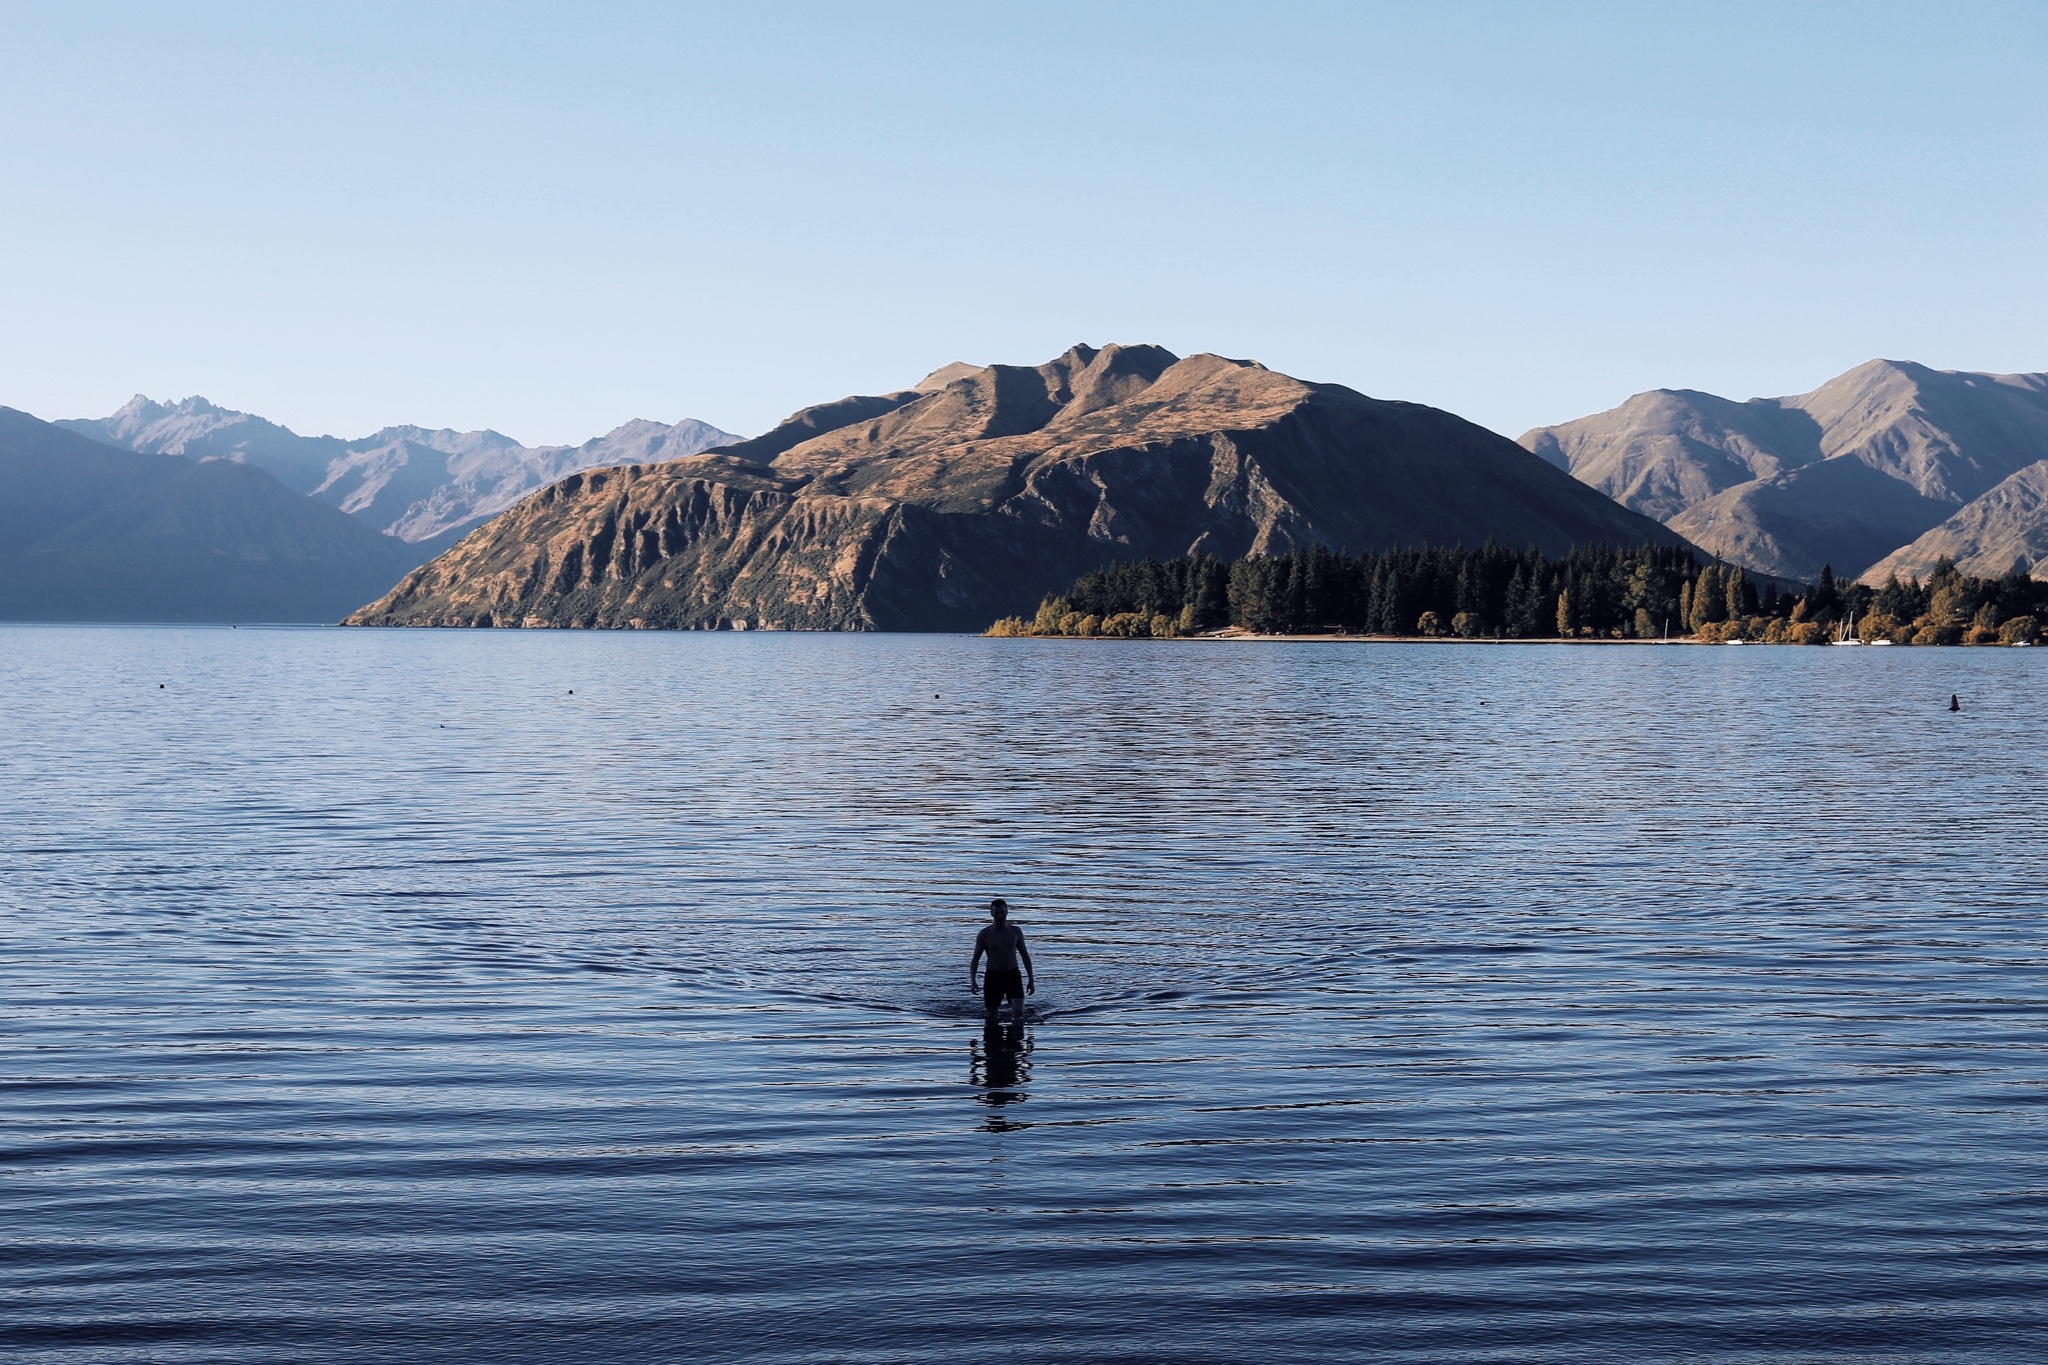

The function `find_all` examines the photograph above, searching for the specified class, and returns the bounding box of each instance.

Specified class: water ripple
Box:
[2,627,2045,1362]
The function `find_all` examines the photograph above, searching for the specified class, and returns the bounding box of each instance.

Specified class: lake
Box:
[3,626,2045,1363]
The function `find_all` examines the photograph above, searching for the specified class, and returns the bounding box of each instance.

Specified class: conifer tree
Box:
[1227,557,1275,632]
[1725,567,1759,621]
[1689,566,1726,629]
[1813,563,1840,617]
[1452,560,1484,633]
[1012,539,2045,643]
[1503,566,1544,638]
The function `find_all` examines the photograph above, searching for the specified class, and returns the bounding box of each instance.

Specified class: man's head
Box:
[988,898,1008,923]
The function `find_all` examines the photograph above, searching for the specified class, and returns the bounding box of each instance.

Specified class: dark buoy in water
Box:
[159,683,164,689]
[569,689,574,695]
[1949,693,1961,712]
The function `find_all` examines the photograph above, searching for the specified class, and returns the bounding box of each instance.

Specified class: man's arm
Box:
[1017,932,1034,994]
[969,929,986,987]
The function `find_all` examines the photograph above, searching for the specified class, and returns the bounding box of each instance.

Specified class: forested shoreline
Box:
[988,543,2044,645]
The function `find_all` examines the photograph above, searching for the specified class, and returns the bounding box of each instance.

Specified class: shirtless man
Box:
[969,898,1034,1023]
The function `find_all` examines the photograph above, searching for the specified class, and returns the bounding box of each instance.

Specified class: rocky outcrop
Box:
[61,396,740,550]
[347,344,1683,632]
[1523,361,2048,580]
[0,406,422,622]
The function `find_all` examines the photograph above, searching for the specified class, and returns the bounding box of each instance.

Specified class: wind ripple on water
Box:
[2,628,2045,1362]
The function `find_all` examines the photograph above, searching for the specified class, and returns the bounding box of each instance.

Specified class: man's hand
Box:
[1026,979,1036,996]
[969,976,978,994]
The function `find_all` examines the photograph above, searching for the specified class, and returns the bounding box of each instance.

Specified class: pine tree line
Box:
[988,544,2045,645]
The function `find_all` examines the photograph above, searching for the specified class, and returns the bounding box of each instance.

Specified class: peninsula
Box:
[346,344,1679,631]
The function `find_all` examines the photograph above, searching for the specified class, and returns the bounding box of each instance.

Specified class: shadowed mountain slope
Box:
[1523,361,2048,580]
[0,407,422,621]
[348,344,1683,632]
[1523,388,1825,522]
[1861,460,2048,584]
[1665,458,1957,586]
[62,396,740,547]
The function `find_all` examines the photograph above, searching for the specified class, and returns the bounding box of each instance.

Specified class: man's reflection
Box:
[970,1021,1033,1131]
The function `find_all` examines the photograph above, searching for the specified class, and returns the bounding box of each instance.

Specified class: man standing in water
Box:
[969,898,1034,1023]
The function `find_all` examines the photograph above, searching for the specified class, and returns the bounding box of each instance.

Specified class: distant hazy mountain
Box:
[1522,361,2048,581]
[61,396,741,549]
[349,343,1683,632]
[0,407,421,622]
[1862,460,2048,584]
[1665,458,1956,588]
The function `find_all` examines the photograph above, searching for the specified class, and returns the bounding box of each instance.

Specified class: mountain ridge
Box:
[1862,460,2048,584]
[61,397,742,548]
[348,343,1686,632]
[1521,360,2048,582]
[0,406,423,622]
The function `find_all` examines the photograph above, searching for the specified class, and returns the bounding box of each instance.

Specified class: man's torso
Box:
[978,924,1024,973]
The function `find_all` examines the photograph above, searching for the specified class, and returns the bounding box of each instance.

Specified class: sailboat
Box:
[1831,610,1863,645]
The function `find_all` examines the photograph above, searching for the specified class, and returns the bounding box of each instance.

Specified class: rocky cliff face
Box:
[347,344,1682,631]
[1523,361,2048,580]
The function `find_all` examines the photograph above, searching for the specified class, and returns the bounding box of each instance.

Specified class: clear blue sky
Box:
[3,1,2043,444]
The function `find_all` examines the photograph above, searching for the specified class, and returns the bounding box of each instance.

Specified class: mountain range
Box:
[15,350,2043,628]
[0,397,738,622]
[61,396,740,556]
[0,407,422,622]
[347,343,1681,631]
[1521,360,2048,584]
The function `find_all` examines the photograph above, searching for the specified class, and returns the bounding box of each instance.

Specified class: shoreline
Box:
[988,630,2033,647]
[1000,630,1785,645]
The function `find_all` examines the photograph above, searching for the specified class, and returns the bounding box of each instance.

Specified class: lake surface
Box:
[3,626,2045,1363]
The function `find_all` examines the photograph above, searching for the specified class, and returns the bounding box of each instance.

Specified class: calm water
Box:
[3,626,2045,1363]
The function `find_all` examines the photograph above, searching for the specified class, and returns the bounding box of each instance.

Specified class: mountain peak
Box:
[65,398,741,547]
[1525,358,2048,580]
[114,394,251,423]
[349,344,1676,632]
[913,362,983,393]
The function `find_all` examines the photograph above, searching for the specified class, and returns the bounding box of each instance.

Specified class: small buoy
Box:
[934,693,940,699]
[569,689,574,695]
[1949,693,1960,712]
[159,684,165,689]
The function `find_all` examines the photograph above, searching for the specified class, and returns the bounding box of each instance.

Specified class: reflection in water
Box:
[970,1021,1032,1131]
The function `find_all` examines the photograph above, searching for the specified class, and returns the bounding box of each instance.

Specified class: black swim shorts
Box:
[982,969,1025,1008]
